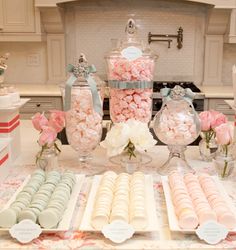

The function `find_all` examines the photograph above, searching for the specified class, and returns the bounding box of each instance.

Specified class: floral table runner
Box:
[0,163,236,250]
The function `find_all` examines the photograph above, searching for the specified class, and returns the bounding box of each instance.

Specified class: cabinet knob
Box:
[36,103,41,107]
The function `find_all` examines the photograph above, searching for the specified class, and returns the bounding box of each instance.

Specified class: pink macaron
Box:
[218,212,236,229]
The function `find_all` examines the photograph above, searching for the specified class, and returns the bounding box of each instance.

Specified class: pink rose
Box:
[38,126,57,146]
[199,111,213,131]
[215,123,234,145]
[32,113,48,131]
[199,110,227,131]
[210,110,227,129]
[48,110,65,133]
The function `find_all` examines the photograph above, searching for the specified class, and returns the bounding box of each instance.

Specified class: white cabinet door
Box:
[0,0,35,32]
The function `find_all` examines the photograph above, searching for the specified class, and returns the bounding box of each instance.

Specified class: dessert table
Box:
[0,120,236,250]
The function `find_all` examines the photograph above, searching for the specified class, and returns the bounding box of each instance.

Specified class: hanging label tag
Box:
[9,219,42,244]
[101,220,135,244]
[196,220,228,245]
[121,46,142,61]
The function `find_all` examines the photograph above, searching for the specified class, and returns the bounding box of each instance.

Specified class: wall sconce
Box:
[148,27,183,49]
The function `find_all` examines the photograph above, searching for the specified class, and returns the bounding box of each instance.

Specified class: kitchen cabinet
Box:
[0,0,44,41]
[20,96,63,119]
[204,98,235,121]
[0,0,35,32]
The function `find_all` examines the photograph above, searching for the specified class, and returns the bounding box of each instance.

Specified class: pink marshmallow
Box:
[109,88,152,123]
[66,89,103,154]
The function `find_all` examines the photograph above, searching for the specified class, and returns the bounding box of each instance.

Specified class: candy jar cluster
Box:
[61,54,104,164]
[105,19,157,123]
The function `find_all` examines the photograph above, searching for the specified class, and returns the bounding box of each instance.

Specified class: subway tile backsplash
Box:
[64,0,207,85]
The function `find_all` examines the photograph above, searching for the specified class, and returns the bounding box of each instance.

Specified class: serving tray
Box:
[161,176,236,233]
[80,174,159,232]
[0,174,85,232]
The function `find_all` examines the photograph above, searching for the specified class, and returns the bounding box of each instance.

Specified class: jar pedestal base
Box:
[157,145,195,175]
[110,152,152,174]
[77,154,106,176]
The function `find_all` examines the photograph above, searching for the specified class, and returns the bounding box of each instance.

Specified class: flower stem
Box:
[222,160,228,178]
[204,130,215,148]
[36,144,46,164]
[124,141,136,160]
[221,144,228,178]
[54,142,61,153]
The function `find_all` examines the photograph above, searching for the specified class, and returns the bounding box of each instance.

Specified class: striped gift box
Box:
[0,110,21,161]
[0,138,10,182]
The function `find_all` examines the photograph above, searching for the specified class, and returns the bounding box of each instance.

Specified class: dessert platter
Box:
[0,169,85,232]
[80,171,158,232]
[162,172,236,233]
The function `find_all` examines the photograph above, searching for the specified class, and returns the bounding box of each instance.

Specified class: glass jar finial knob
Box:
[125,19,137,35]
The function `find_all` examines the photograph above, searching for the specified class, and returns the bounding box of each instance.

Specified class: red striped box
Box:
[0,139,10,182]
[0,110,21,161]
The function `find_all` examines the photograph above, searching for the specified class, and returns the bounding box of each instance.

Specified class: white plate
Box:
[0,174,85,232]
[80,175,158,232]
[161,176,236,233]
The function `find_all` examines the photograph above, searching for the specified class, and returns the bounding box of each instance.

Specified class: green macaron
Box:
[0,208,17,228]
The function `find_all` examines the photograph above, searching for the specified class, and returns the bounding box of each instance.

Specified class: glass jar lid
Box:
[106,19,157,61]
[68,54,94,85]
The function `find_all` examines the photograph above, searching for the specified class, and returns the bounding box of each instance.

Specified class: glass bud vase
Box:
[199,132,218,161]
[120,151,142,174]
[214,145,235,179]
[36,140,61,171]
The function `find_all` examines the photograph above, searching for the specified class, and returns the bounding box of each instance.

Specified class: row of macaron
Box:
[92,171,118,229]
[169,173,236,230]
[129,172,147,230]
[0,169,75,229]
[91,171,147,230]
[0,169,47,228]
[38,171,76,228]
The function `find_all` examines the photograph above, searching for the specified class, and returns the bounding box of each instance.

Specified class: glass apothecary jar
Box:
[153,86,201,175]
[61,54,104,165]
[105,19,157,123]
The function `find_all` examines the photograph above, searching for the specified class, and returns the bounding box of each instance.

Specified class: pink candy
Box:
[157,103,198,145]
[66,89,102,155]
[107,57,155,123]
[110,88,152,123]
[107,57,154,82]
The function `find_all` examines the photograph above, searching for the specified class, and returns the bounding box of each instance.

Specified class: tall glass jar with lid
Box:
[61,54,104,172]
[105,19,158,123]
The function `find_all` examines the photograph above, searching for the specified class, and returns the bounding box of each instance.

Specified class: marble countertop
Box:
[200,85,234,98]
[14,83,62,97]
[8,83,235,99]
